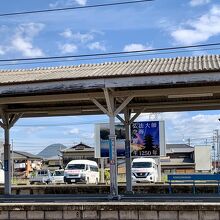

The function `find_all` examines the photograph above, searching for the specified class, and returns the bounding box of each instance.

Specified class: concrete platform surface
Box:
[0,202,220,220]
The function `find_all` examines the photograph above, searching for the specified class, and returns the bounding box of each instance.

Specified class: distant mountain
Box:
[37,143,67,158]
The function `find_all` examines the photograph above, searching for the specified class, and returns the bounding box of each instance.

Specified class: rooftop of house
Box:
[12,151,42,160]
[166,144,194,154]
[62,143,94,152]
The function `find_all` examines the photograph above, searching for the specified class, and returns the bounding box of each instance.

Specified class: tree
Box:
[143,134,154,151]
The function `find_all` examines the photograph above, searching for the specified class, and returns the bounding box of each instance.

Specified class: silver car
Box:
[29,169,53,185]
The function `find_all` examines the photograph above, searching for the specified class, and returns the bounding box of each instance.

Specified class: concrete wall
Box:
[0,202,219,220]
[0,184,218,195]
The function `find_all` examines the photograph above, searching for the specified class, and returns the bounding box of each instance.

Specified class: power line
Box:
[14,121,108,127]
[0,0,154,17]
[1,46,220,67]
[0,42,220,63]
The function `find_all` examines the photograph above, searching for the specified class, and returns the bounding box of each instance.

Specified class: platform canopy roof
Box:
[0,54,220,118]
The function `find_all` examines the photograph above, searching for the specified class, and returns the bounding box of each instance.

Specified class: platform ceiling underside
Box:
[1,74,220,118]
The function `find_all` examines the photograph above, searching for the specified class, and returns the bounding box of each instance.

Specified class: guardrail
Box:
[168,174,220,194]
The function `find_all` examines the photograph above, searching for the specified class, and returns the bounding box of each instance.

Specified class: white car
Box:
[52,169,64,184]
[132,158,158,183]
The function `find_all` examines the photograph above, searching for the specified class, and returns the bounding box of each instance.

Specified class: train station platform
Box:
[0,200,219,220]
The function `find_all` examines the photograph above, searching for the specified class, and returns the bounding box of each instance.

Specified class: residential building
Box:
[61,142,97,166]
[12,151,42,178]
[161,144,195,174]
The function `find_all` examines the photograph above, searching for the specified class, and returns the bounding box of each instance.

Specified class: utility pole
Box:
[218,131,219,172]
[187,138,191,146]
[213,135,216,172]
[11,139,13,184]
[214,130,219,172]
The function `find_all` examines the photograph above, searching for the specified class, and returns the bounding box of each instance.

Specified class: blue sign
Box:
[168,174,220,181]
[4,160,8,172]
[131,121,160,156]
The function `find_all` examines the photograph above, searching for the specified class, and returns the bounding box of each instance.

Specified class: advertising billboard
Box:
[95,123,126,158]
[131,121,160,157]
[95,121,165,158]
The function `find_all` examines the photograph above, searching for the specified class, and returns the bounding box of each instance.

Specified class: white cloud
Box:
[69,128,80,134]
[0,46,5,55]
[49,2,59,8]
[12,37,43,57]
[81,132,94,139]
[72,32,94,43]
[60,29,73,39]
[171,5,220,45]
[123,43,152,52]
[11,23,44,57]
[75,0,87,6]
[136,111,220,145]
[17,23,44,39]
[49,0,87,8]
[24,127,46,135]
[190,0,211,7]
[88,42,106,51]
[60,29,94,43]
[59,43,78,54]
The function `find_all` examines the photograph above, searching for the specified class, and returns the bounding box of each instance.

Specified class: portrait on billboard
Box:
[131,121,160,156]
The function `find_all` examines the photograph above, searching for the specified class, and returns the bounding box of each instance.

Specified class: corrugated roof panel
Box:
[130,60,141,74]
[0,55,219,84]
[105,62,122,76]
[183,57,190,72]
[169,57,177,72]
[215,56,220,69]
[163,58,171,73]
[133,60,147,74]
[114,62,128,76]
[148,59,158,73]
[211,55,219,69]
[142,59,152,73]
[157,58,166,73]
[107,62,125,76]
[125,61,142,75]
[138,60,150,74]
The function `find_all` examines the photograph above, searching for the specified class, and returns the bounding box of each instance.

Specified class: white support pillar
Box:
[0,112,22,195]
[92,91,134,199]
[117,109,146,193]
[100,158,105,184]
[109,113,118,197]
[91,95,118,197]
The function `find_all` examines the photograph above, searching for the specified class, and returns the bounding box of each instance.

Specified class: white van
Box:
[132,158,158,183]
[64,160,99,184]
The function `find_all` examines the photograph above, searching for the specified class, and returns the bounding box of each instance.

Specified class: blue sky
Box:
[0,0,220,154]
